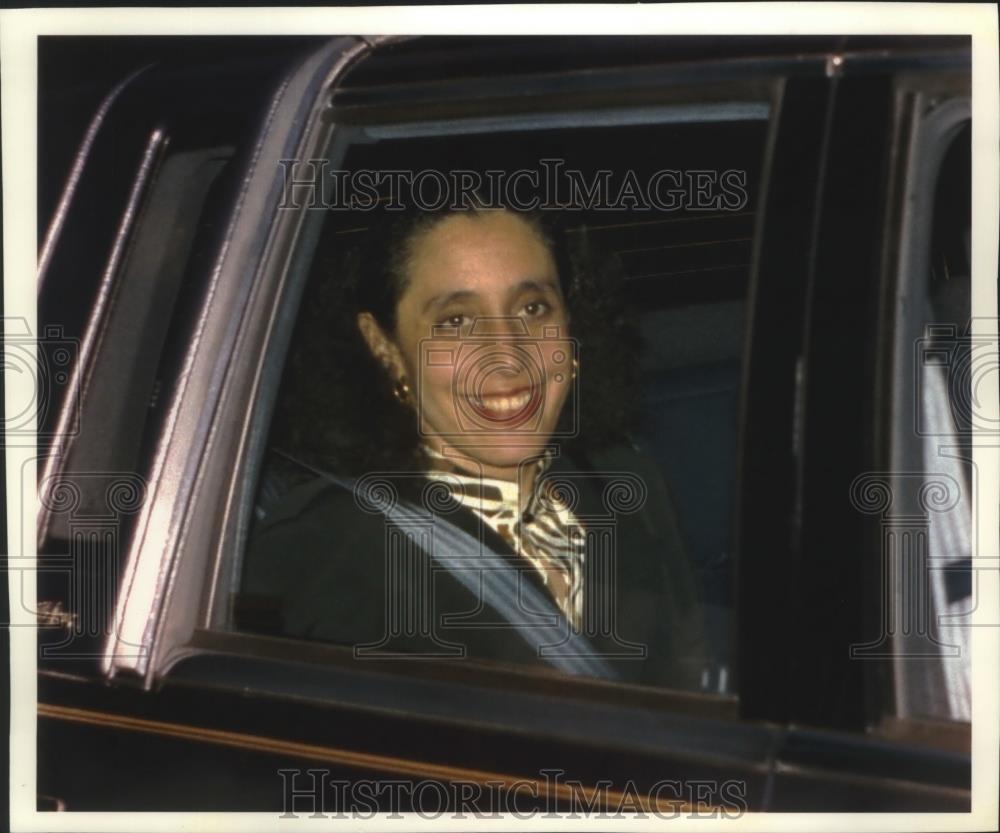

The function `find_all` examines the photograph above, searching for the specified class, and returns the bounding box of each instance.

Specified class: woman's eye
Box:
[439,313,470,328]
[522,301,550,318]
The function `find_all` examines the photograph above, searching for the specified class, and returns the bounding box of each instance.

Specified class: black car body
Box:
[34,34,973,813]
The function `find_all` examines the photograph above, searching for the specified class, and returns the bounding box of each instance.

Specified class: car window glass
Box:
[228,101,771,697]
[876,109,972,726]
[914,120,972,722]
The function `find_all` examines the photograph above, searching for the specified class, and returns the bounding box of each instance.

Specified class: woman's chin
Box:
[455,435,553,468]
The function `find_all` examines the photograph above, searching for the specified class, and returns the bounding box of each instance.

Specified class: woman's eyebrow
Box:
[422,289,479,314]
[508,278,560,299]
[422,279,559,314]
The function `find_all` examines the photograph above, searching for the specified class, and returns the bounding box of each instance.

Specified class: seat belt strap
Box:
[274,450,617,679]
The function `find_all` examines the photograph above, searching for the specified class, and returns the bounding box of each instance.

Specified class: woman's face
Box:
[359,210,573,479]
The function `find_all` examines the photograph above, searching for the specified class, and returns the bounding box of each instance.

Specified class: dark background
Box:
[37,36,328,242]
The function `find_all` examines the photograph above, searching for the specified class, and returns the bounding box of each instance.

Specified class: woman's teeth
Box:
[477,391,532,413]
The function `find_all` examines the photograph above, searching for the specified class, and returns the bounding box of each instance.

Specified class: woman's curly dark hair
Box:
[269,205,643,476]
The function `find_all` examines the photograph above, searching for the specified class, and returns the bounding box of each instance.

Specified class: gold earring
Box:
[393,377,413,405]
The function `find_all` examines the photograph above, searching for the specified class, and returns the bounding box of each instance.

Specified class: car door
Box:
[737,38,972,809]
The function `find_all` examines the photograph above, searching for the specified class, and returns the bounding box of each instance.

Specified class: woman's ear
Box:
[357,312,405,380]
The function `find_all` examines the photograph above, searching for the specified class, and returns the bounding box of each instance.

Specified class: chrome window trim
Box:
[37,64,154,289]
[38,125,168,543]
[886,91,971,720]
[356,101,771,140]
[102,36,375,683]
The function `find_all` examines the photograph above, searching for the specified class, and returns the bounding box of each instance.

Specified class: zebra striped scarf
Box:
[422,446,586,629]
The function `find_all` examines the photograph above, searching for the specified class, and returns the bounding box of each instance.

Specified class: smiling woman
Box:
[357,207,574,479]
[238,197,710,689]
[276,200,643,477]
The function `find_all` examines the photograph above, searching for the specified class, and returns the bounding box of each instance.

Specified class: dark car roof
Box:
[338,34,970,87]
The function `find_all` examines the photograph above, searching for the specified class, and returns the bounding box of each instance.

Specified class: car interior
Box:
[241,103,773,695]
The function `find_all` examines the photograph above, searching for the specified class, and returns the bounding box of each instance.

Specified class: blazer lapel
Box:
[546,455,651,681]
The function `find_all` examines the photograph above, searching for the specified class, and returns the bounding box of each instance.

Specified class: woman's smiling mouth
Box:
[467,385,542,424]
[475,390,532,413]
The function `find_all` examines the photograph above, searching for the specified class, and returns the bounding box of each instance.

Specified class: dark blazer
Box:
[239,444,708,691]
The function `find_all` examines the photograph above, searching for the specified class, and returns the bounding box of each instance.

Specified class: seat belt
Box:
[271,449,618,680]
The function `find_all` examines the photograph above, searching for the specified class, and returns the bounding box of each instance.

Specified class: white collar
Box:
[422,445,555,516]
